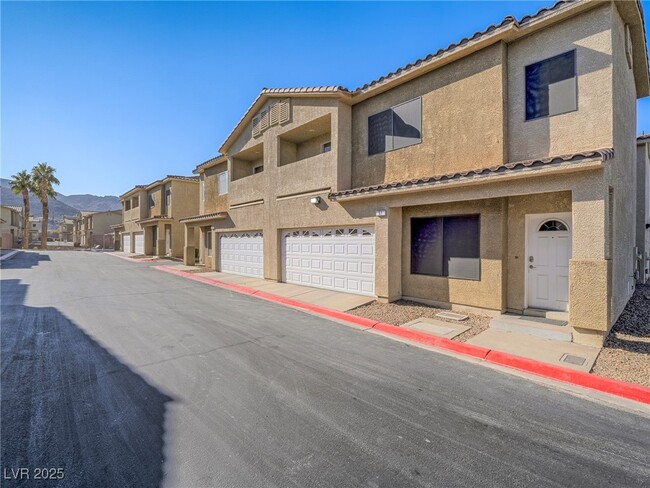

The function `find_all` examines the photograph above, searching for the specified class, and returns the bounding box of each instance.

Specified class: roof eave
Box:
[218,89,352,154]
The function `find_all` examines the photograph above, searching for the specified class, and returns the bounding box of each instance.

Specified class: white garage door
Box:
[282,227,375,296]
[134,232,144,255]
[219,232,263,277]
[122,233,131,253]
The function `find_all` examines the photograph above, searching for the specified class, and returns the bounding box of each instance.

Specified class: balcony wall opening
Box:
[278,114,332,167]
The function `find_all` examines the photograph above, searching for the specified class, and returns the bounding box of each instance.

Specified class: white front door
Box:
[526,213,572,312]
[134,232,145,255]
[282,227,375,296]
[219,232,263,277]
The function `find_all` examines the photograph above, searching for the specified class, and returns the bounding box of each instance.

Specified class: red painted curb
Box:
[485,350,650,405]
[371,322,491,360]
[153,265,650,405]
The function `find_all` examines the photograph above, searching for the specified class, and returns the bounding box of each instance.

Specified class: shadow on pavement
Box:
[0,252,51,270]
[1,279,173,488]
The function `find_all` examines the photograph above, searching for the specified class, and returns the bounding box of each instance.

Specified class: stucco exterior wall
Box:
[506,191,572,312]
[350,42,507,189]
[606,4,638,329]
[400,198,506,312]
[201,162,229,215]
[637,141,650,281]
[507,4,614,163]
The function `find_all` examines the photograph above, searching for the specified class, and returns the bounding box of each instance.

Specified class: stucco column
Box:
[113,230,120,251]
[375,207,402,303]
[156,222,165,257]
[569,186,610,346]
[144,226,153,256]
[209,228,217,271]
[184,224,196,266]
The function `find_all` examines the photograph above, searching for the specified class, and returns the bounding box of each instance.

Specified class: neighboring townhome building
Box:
[637,133,650,283]
[181,155,229,268]
[190,0,648,347]
[57,216,75,243]
[28,217,43,243]
[116,185,147,253]
[0,205,24,249]
[119,176,199,258]
[77,210,122,248]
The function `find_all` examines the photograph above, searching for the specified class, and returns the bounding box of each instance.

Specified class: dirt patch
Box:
[349,299,491,342]
[592,282,650,387]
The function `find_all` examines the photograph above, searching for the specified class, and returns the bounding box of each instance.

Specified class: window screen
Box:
[148,194,155,208]
[368,98,421,155]
[411,215,480,280]
[526,50,576,121]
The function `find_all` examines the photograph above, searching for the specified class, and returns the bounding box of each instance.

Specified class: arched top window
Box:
[538,219,568,232]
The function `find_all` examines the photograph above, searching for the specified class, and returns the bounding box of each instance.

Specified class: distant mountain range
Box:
[0,178,121,226]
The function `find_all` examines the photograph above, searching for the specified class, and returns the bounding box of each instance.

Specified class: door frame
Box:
[524,212,572,311]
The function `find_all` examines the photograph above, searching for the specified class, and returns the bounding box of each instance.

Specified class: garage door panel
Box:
[134,232,144,254]
[282,227,375,296]
[219,232,263,278]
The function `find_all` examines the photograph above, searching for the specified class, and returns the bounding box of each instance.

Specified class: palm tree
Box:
[31,163,60,250]
[9,170,34,249]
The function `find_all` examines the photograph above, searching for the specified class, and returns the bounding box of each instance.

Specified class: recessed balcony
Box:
[232,143,264,181]
[278,114,331,167]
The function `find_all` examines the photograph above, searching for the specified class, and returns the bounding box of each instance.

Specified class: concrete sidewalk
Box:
[164,265,375,312]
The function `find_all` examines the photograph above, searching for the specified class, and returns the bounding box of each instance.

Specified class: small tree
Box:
[9,170,34,249]
[31,163,60,250]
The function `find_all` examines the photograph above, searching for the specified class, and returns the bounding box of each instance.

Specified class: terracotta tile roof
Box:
[354,0,576,93]
[119,185,147,199]
[179,212,228,224]
[1,205,23,213]
[638,133,650,141]
[219,86,350,152]
[136,215,172,224]
[164,175,199,181]
[194,154,227,173]
[328,148,614,200]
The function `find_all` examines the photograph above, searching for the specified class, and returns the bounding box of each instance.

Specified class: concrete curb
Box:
[105,252,158,263]
[0,250,21,262]
[154,265,650,405]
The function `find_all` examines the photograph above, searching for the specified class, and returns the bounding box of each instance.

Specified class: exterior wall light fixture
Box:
[375,208,387,218]
[310,196,321,204]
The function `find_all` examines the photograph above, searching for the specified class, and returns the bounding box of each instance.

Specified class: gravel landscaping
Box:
[592,282,650,387]
[349,299,491,342]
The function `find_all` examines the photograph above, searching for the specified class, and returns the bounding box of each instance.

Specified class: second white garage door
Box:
[219,232,264,277]
[282,227,375,296]
[134,232,144,254]
[122,233,131,253]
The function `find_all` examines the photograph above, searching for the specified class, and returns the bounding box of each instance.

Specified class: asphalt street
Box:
[1,251,649,487]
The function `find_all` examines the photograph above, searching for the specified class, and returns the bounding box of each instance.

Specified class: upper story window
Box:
[165,187,171,210]
[253,165,264,174]
[132,196,139,208]
[217,171,228,195]
[322,142,332,153]
[368,97,422,156]
[148,193,155,208]
[124,200,131,211]
[525,50,577,121]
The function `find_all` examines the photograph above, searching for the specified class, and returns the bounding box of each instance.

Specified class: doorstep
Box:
[466,328,600,372]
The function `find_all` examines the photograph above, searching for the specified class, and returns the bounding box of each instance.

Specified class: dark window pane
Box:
[526,50,576,120]
[411,217,443,276]
[368,108,393,155]
[393,98,422,150]
[443,215,480,280]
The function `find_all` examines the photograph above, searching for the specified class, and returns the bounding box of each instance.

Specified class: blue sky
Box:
[2,1,649,196]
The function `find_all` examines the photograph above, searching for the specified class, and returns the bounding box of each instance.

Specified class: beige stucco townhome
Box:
[75,210,122,248]
[0,205,23,249]
[637,133,650,282]
[185,0,647,347]
[117,176,199,258]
